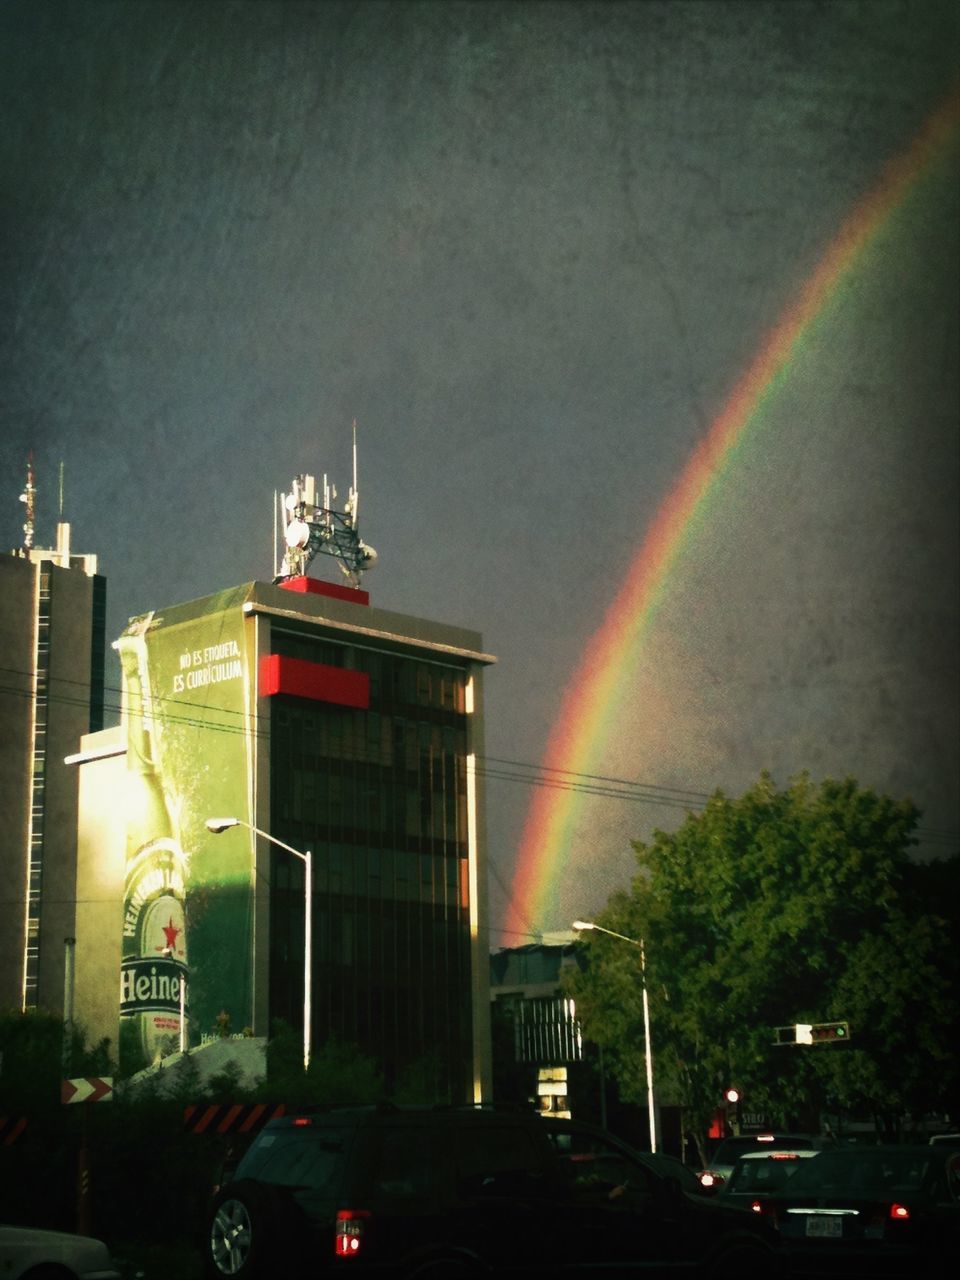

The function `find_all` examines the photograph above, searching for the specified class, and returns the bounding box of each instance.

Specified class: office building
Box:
[0,508,105,1014]
[70,574,495,1101]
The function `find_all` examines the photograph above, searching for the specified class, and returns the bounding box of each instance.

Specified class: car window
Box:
[238,1129,345,1190]
[728,1156,804,1193]
[544,1127,655,1196]
[714,1136,814,1164]
[785,1151,932,1195]
[454,1125,546,1197]
[373,1129,435,1200]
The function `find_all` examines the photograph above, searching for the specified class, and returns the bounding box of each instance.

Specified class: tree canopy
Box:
[565,772,958,1158]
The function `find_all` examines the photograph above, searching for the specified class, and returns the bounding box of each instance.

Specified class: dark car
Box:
[205,1105,782,1279]
[761,1144,960,1278]
[719,1150,818,1209]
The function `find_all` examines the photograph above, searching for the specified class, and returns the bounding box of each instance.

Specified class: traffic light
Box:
[723,1087,741,1104]
[810,1021,850,1044]
[774,1021,851,1045]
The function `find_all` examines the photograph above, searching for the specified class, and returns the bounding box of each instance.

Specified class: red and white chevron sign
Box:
[61,1076,114,1104]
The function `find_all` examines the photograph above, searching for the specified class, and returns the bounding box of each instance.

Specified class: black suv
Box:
[205,1105,781,1279]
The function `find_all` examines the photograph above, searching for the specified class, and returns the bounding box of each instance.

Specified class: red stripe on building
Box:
[279,576,369,606]
[260,654,370,709]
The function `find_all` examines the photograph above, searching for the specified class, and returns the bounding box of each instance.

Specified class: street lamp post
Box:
[573,919,657,1153]
[206,817,312,1071]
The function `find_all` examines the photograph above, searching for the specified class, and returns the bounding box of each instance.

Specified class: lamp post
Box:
[573,919,657,1152]
[206,817,312,1071]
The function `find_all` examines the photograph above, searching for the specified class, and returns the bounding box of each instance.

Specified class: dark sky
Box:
[2,0,957,943]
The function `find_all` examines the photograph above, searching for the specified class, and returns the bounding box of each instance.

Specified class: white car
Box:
[697,1132,826,1191]
[0,1225,121,1280]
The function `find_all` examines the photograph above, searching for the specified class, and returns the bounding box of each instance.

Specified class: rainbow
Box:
[505,88,960,943]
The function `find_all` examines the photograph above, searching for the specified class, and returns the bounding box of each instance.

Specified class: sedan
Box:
[761,1144,960,1277]
[0,1224,121,1280]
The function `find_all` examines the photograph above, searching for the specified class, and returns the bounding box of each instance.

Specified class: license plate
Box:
[805,1215,843,1238]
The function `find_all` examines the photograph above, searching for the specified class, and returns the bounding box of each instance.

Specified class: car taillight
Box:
[889,1202,910,1221]
[698,1171,724,1189]
[335,1209,371,1258]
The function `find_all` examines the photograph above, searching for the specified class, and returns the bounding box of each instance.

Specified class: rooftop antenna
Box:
[18,453,36,552]
[275,424,378,588]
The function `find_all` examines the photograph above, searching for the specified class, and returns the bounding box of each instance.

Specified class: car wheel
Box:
[207,1180,287,1279]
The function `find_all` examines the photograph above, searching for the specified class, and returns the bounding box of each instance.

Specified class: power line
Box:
[1,668,958,845]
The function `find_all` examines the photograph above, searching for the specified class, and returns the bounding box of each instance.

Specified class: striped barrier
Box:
[0,1116,27,1146]
[183,1102,286,1134]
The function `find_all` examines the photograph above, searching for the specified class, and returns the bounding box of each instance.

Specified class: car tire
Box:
[206,1179,290,1279]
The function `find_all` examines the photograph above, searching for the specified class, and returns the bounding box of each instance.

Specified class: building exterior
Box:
[0,522,105,1014]
[490,937,584,1118]
[69,575,495,1102]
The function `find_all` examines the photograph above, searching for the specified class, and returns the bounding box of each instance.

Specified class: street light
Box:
[573,919,657,1153]
[206,816,312,1071]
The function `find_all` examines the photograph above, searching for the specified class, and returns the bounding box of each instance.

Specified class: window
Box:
[454,1126,546,1198]
[545,1128,654,1198]
[244,1131,345,1191]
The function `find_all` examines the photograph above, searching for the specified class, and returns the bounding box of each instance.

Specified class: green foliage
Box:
[565,772,958,1155]
[0,1010,116,1112]
[393,1051,453,1105]
[265,1020,384,1106]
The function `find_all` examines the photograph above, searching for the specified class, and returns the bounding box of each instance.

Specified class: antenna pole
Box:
[19,454,36,552]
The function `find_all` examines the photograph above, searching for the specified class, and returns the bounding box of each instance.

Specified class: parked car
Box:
[761,1144,960,1277]
[719,1149,819,1209]
[0,1224,121,1280]
[697,1133,826,1192]
[205,1105,782,1278]
[930,1133,960,1149]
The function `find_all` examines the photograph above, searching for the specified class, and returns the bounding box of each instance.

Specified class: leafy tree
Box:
[265,1021,384,1106]
[565,773,958,1161]
[0,1010,115,1112]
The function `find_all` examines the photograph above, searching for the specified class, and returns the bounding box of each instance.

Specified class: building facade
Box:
[70,575,494,1101]
[0,523,105,1014]
[490,938,584,1118]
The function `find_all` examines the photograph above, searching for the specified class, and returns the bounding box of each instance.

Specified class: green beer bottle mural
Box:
[117,615,189,1072]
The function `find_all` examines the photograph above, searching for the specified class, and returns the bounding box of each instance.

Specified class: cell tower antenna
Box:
[58,460,65,518]
[275,425,378,588]
[18,453,36,552]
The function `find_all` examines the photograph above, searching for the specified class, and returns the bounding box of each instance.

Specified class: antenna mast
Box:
[275,425,378,588]
[18,454,36,552]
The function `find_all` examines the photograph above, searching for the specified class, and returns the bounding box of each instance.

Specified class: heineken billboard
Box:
[116,586,256,1072]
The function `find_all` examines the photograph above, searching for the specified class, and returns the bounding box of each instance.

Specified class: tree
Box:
[265,1021,384,1106]
[565,773,958,1160]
